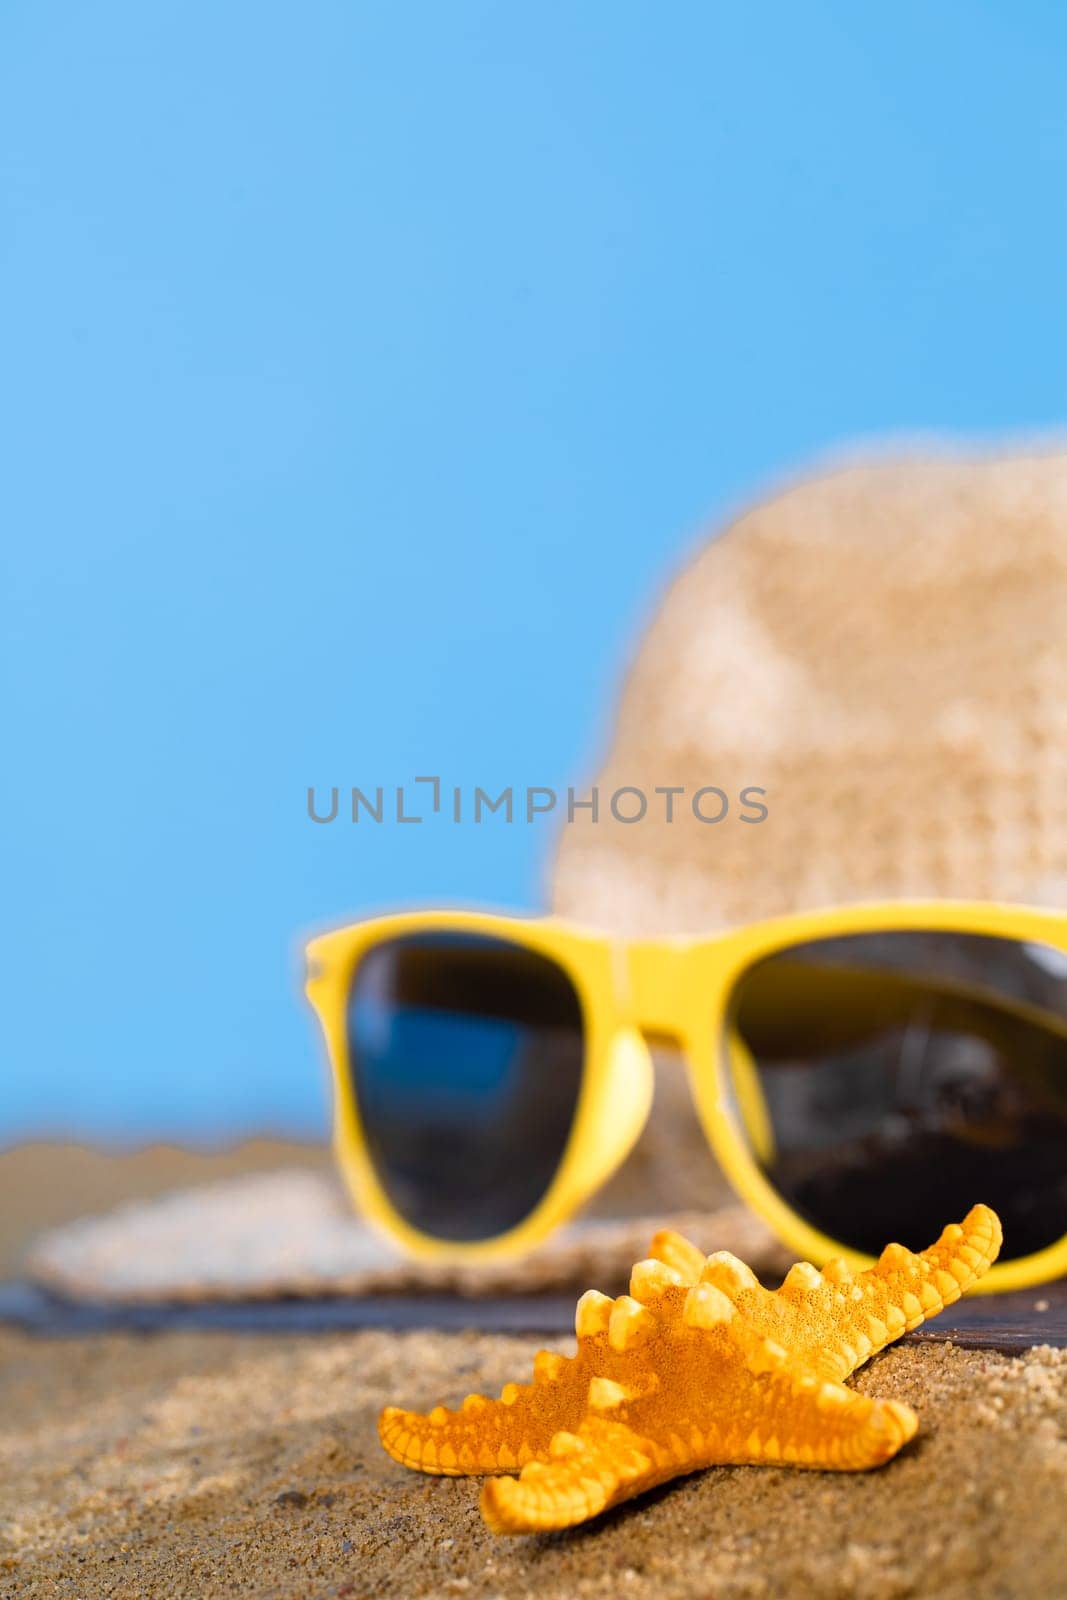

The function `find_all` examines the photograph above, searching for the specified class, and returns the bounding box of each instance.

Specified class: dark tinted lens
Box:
[726,931,1067,1259]
[347,933,585,1241]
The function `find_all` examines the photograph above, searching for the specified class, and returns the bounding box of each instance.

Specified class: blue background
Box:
[5,3,1067,1142]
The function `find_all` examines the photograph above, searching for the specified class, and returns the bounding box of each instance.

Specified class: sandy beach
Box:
[2,1145,1066,1600]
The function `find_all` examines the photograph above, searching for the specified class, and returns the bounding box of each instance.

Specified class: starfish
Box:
[379,1204,1001,1534]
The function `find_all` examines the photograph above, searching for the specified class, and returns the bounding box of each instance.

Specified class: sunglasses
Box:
[303,900,1067,1291]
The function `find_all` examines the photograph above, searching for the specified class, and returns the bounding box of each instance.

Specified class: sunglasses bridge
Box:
[621,938,723,1044]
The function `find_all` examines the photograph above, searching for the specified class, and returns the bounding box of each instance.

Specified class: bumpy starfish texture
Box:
[379,1204,1001,1534]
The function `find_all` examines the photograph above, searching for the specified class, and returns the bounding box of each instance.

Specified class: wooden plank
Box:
[2,1278,1064,1349]
[903,1281,1067,1354]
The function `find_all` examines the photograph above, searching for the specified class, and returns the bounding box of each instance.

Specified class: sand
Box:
[2,1146,1066,1599]
[2,1328,1065,1600]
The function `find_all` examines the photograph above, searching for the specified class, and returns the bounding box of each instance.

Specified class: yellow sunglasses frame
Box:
[304,899,1067,1292]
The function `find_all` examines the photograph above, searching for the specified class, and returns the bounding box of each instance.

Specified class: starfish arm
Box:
[378,1351,588,1476]
[479,1418,662,1535]
[795,1202,1002,1381]
[700,1204,1002,1383]
[378,1290,631,1478]
[712,1355,920,1471]
[378,1285,663,1478]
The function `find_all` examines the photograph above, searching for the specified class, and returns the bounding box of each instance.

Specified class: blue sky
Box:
[4,3,1067,1141]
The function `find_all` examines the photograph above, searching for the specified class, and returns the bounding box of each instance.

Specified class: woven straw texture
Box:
[26,1170,782,1302]
[552,451,1067,934]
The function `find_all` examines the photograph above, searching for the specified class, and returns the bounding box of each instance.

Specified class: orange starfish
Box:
[379,1205,1001,1534]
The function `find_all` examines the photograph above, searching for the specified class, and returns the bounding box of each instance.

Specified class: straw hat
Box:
[552,450,1067,935]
